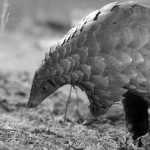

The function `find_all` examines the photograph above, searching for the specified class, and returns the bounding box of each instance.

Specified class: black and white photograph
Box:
[0,0,150,149]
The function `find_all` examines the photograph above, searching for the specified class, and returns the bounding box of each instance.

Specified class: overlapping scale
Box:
[78,64,91,81]
[76,47,88,64]
[86,56,106,75]
[64,43,71,57]
[51,50,59,63]
[83,25,101,56]
[59,59,71,74]
[80,81,94,93]
[68,72,79,84]
[116,27,134,50]
[57,46,66,60]
[71,54,80,69]
[128,25,149,49]
[70,39,77,54]
[97,30,120,53]
[40,1,150,117]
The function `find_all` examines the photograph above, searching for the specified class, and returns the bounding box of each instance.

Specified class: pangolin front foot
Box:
[122,91,149,141]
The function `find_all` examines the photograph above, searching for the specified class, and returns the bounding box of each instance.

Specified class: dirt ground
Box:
[0,0,150,150]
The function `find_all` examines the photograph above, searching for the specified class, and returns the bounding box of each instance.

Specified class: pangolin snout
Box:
[27,101,35,108]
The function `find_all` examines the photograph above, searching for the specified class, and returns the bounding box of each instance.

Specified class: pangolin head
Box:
[28,62,58,108]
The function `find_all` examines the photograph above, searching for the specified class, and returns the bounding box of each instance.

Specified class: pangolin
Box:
[28,1,150,140]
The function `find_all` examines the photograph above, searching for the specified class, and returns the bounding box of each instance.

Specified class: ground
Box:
[0,0,150,150]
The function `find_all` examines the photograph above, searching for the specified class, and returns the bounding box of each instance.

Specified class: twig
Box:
[75,86,79,113]
[64,85,73,123]
[0,128,18,132]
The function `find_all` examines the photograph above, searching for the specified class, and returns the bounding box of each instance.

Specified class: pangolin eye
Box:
[41,84,49,92]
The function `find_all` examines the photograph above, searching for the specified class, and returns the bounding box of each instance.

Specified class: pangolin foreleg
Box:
[122,91,149,140]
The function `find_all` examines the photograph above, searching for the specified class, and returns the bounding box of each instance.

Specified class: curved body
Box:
[28,1,150,118]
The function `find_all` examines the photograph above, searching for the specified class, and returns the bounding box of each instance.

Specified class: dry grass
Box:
[0,0,9,41]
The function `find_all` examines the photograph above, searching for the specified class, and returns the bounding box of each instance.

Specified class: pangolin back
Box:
[28,1,150,117]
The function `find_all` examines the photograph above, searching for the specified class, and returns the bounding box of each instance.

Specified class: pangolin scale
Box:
[28,1,150,140]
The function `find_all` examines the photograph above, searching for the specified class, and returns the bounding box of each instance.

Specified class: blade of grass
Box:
[64,85,73,123]
[0,0,9,42]
[75,86,79,113]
